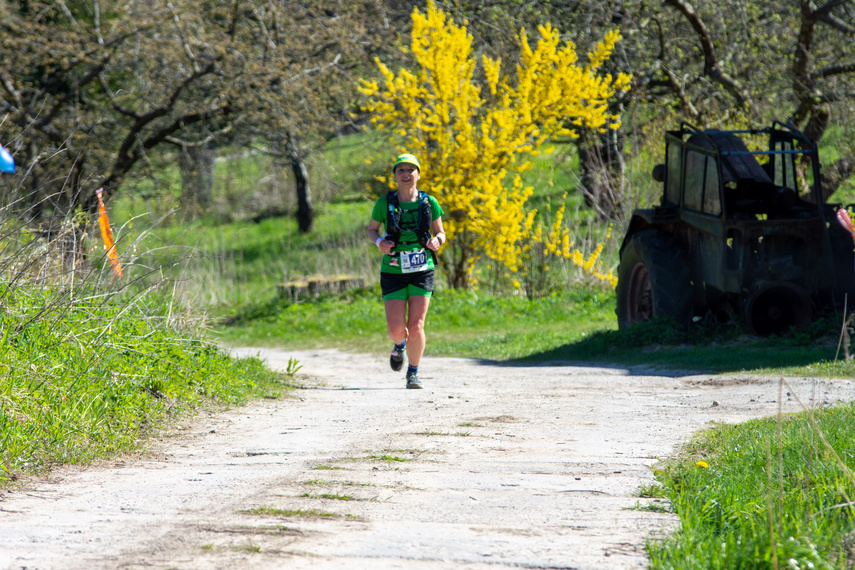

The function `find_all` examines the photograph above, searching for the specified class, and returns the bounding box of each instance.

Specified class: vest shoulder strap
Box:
[385,191,433,246]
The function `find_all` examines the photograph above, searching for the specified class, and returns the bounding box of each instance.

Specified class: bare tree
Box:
[642,0,855,197]
[0,0,374,236]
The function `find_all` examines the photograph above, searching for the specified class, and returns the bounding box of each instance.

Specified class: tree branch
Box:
[166,0,201,73]
[821,12,855,34]
[815,62,855,79]
[99,102,232,199]
[164,123,235,148]
[812,0,851,20]
[811,0,855,34]
[816,90,855,103]
[660,64,700,119]
[0,71,23,111]
[662,0,755,114]
[35,56,111,131]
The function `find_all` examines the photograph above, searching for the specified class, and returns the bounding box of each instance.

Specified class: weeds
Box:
[367,455,410,463]
[835,309,855,363]
[636,483,667,499]
[300,493,358,501]
[285,357,303,376]
[0,215,289,483]
[233,544,262,553]
[627,501,671,514]
[241,507,342,519]
[302,480,373,488]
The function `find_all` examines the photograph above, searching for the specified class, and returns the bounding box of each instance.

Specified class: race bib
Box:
[400,249,428,273]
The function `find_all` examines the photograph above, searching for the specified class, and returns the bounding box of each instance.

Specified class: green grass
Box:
[215,285,617,359]
[300,492,359,501]
[116,200,376,311]
[214,281,855,377]
[0,281,291,482]
[522,315,855,377]
[648,404,855,569]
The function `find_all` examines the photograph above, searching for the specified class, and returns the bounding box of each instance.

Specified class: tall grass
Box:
[648,389,855,569]
[0,214,289,483]
[122,201,377,311]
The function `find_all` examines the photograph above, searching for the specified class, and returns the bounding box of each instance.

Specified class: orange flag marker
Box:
[96,188,124,278]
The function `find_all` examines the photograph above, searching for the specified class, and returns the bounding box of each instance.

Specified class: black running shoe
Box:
[390,346,405,371]
[406,369,422,389]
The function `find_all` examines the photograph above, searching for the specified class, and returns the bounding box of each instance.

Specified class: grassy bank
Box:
[0,275,290,483]
[648,401,855,569]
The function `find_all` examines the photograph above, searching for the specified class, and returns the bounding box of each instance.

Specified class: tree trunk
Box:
[577,125,626,222]
[822,156,855,201]
[287,133,314,233]
[179,145,215,218]
[446,237,470,289]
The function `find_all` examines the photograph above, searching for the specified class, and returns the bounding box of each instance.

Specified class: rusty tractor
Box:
[616,121,855,336]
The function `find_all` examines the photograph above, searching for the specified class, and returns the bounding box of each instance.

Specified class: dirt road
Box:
[2,348,853,569]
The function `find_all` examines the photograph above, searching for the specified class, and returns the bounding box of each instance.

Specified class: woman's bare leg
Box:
[403,296,431,367]
[384,299,408,344]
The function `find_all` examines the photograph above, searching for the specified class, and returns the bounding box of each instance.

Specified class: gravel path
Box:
[1,348,853,569]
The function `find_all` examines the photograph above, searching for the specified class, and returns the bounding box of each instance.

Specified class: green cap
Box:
[392,153,420,172]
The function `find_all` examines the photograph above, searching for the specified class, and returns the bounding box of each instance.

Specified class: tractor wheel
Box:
[616,229,693,329]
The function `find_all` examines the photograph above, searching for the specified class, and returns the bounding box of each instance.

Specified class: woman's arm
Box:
[368,218,394,255]
[427,217,445,252]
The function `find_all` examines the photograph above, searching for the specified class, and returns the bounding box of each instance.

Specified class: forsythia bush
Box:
[360,1,629,289]
[536,196,619,288]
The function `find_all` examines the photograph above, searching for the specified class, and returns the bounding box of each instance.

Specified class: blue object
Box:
[0,144,14,173]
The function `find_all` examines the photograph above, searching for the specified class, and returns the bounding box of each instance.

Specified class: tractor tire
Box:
[616,229,693,330]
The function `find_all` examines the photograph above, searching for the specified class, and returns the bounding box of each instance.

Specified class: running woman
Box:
[367,153,445,389]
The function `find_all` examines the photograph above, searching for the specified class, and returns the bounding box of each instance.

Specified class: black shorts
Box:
[380,270,435,300]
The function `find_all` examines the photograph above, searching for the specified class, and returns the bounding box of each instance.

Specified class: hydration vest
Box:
[385,191,433,249]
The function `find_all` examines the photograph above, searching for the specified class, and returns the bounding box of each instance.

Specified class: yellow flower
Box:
[362,0,628,287]
[696,461,709,469]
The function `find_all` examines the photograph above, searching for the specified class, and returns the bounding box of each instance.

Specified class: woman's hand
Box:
[378,239,394,255]
[426,234,445,252]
